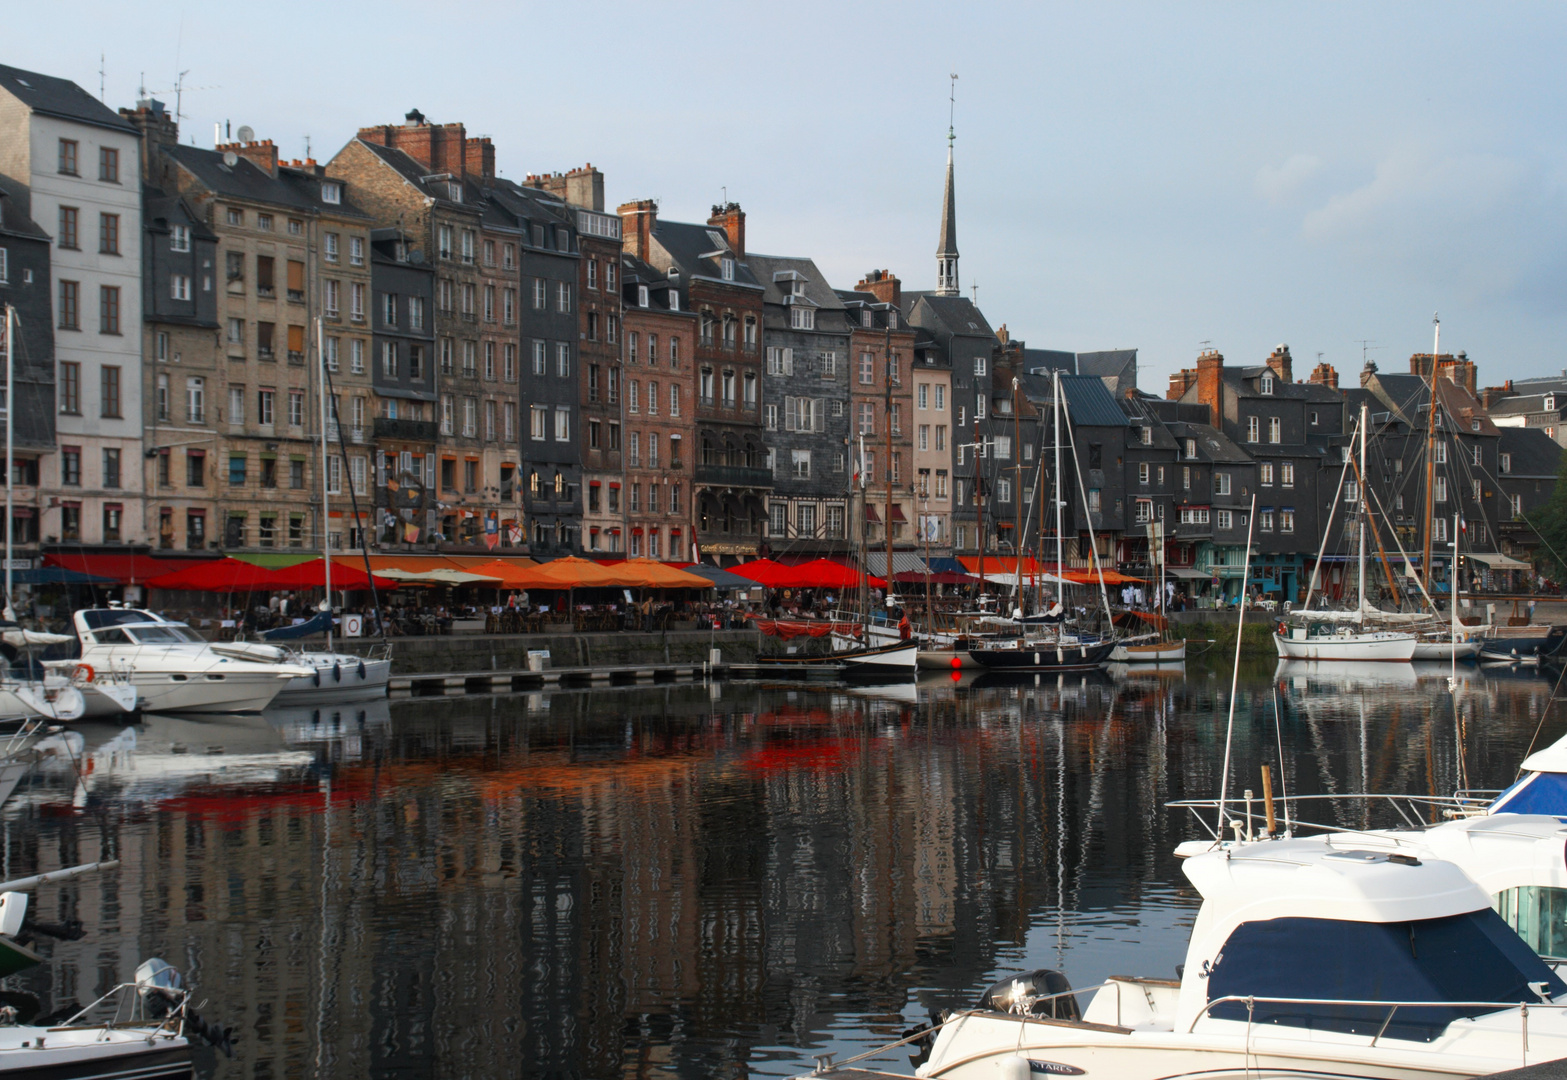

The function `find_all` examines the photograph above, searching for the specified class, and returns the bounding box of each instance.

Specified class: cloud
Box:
[1296,143,1567,309]
[1254,154,1324,205]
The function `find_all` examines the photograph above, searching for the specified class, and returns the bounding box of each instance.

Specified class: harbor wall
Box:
[292,629,760,674]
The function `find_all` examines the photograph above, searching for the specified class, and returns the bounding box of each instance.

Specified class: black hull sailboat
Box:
[966,636,1118,672]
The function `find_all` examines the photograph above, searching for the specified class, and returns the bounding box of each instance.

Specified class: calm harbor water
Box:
[0,660,1558,1079]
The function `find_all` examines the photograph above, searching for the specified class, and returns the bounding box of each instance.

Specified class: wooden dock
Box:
[388,661,844,695]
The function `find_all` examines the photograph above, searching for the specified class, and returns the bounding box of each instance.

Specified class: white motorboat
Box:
[892,837,1567,1080]
[62,609,311,714]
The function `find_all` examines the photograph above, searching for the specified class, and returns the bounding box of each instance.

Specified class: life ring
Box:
[76,664,95,683]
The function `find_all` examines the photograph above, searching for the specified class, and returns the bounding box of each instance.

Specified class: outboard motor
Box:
[978,968,1080,1021]
[135,958,183,1019]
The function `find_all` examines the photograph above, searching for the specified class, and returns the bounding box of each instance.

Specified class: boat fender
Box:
[311,671,320,687]
[357,661,366,679]
[332,662,341,683]
[978,969,1080,1021]
[998,1057,1032,1080]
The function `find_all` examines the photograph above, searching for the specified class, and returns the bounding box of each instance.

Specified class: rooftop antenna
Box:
[305,134,312,159]
[1354,339,1383,366]
[971,283,978,303]
[1198,340,1213,351]
[721,185,726,204]
[98,52,105,101]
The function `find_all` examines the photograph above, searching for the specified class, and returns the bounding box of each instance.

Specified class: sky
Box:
[7,1,1567,392]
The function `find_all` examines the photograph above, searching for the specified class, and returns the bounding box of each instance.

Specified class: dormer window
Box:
[447,182,463,203]
[1547,395,1557,411]
[861,309,872,328]
[321,181,342,204]
[721,258,735,282]
[668,291,679,312]
[1185,438,1197,459]
[1140,426,1152,446]
[638,285,649,308]
[1261,374,1274,395]
[888,310,897,330]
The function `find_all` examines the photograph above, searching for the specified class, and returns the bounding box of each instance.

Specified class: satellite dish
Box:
[236,124,255,143]
[408,249,424,264]
[222,150,238,167]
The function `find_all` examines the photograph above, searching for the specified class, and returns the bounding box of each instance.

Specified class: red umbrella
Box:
[264,558,397,591]
[782,559,887,590]
[145,557,277,591]
[729,558,797,588]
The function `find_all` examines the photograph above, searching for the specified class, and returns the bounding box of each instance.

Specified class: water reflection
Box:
[0,663,1558,1078]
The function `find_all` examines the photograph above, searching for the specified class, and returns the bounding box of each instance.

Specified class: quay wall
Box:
[266,629,760,674]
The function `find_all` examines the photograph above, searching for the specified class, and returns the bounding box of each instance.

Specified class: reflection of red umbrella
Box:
[264,558,396,591]
[145,558,276,591]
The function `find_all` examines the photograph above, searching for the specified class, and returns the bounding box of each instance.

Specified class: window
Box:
[99,364,122,417]
[1088,487,1101,513]
[1472,444,1483,466]
[1260,373,1274,395]
[1501,452,1512,473]
[1269,417,1281,443]
[555,407,570,441]
[1345,479,1359,504]
[530,406,546,441]
[975,394,986,420]
[791,449,812,479]
[462,396,477,437]
[438,225,453,260]
[557,282,572,313]
[1182,466,1192,490]
[858,402,876,435]
[647,380,659,416]
[504,402,515,440]
[1260,508,1275,532]
[1435,476,1448,503]
[993,434,1011,460]
[1138,462,1150,485]
[1247,416,1259,443]
[936,425,946,451]
[1216,509,1233,530]
[102,503,122,541]
[99,285,121,334]
[721,257,734,281]
[557,344,570,378]
[228,385,244,425]
[485,400,497,441]
[1472,478,1482,502]
[859,352,874,384]
[187,377,205,423]
[257,213,273,232]
[99,447,120,489]
[790,307,815,330]
[258,388,275,426]
[348,338,365,375]
[462,340,477,377]
[288,389,304,427]
[167,272,191,302]
[997,477,1011,503]
[350,282,366,321]
[229,454,248,486]
[57,138,78,175]
[1434,442,1447,464]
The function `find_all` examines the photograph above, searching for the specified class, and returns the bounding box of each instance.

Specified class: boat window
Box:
[93,628,133,645]
[1495,886,1567,961]
[1207,911,1566,1042]
[126,626,193,644]
[1489,771,1567,815]
[81,610,161,630]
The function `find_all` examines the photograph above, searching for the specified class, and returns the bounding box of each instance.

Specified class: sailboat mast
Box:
[317,317,332,651]
[974,414,985,604]
[3,304,12,617]
[1421,314,1441,592]
[1053,370,1063,601]
[1358,401,1368,616]
[884,326,894,608]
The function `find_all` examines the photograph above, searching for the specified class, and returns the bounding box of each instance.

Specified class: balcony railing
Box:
[695,462,772,489]
[373,416,439,441]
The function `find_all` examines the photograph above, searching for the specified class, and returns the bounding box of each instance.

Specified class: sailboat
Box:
[1275,403,1417,662]
[258,320,392,703]
[968,370,1119,672]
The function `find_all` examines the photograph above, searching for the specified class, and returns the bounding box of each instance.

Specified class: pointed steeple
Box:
[935,74,959,297]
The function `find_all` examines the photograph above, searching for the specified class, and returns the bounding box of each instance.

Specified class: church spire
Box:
[935,73,959,297]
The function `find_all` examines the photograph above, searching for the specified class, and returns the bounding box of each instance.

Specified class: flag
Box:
[386,478,399,493]
[403,523,420,543]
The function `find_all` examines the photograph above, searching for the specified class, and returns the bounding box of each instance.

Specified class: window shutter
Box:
[784,397,797,432]
[783,348,794,376]
[287,259,305,293]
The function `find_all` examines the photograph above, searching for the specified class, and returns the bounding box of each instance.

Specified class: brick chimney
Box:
[707,202,744,259]
[1480,380,1515,410]
[1308,361,1339,389]
[1265,344,1293,384]
[563,164,604,211]
[855,269,902,308]
[464,137,494,182]
[218,139,278,178]
[357,111,469,178]
[1195,349,1224,428]
[1167,369,1196,400]
[618,199,658,260]
[119,98,178,181]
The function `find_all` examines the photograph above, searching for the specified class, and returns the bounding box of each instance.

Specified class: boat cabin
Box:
[1150,839,1565,1041]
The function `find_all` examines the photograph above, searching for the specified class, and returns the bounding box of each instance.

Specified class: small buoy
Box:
[311,670,320,687]
[950,656,962,669]
[357,661,366,679]
[332,662,341,683]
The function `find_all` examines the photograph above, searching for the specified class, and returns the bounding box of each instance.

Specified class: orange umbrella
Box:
[464,559,541,587]
[611,559,716,588]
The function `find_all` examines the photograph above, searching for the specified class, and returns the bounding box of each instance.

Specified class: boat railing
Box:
[56,978,187,1035]
[1167,792,1491,839]
[1193,993,1567,1051]
[806,985,1116,1075]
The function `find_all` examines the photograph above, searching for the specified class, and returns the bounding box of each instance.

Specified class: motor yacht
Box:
[56,609,310,714]
[895,837,1567,1080]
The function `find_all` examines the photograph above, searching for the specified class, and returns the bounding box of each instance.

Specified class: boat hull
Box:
[126,670,300,714]
[839,640,919,675]
[273,655,392,703]
[0,1035,191,1079]
[1411,639,1481,662]
[1113,640,1187,663]
[0,684,84,722]
[1273,631,1416,662]
[967,638,1118,672]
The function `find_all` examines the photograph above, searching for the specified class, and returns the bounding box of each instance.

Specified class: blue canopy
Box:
[258,610,332,640]
[8,566,117,585]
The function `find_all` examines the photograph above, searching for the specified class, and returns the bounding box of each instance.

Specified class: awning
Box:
[8,566,117,585]
[1166,567,1212,579]
[888,505,908,523]
[864,505,881,523]
[864,552,931,576]
[44,552,207,585]
[1465,552,1531,570]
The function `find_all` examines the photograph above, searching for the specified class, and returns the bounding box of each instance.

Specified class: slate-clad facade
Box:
[369,228,437,551]
[0,173,54,563]
[750,253,851,555]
